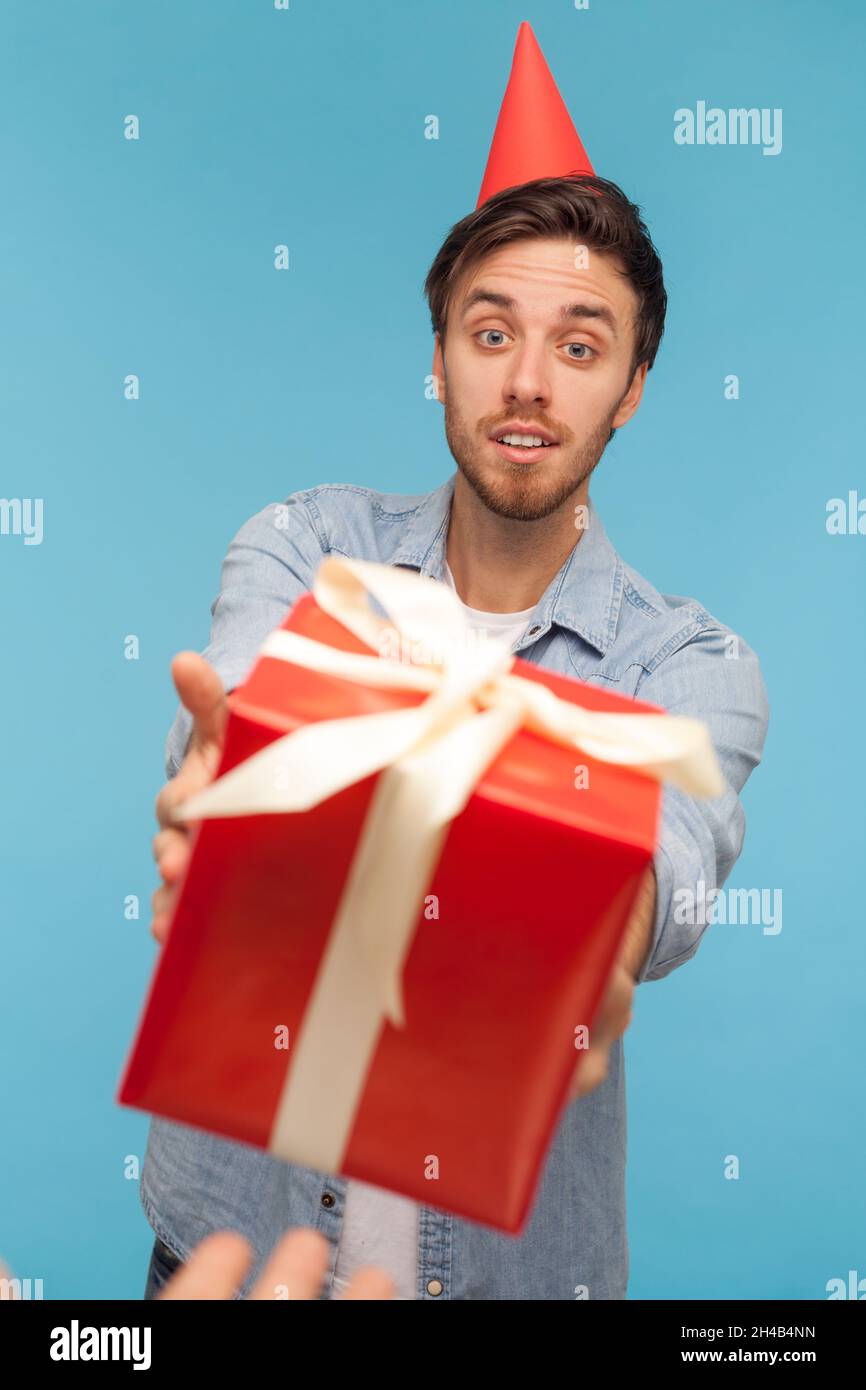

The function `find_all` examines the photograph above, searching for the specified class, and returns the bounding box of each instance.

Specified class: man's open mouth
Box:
[490,429,559,460]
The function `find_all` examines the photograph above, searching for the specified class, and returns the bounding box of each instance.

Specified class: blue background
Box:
[1,0,863,1300]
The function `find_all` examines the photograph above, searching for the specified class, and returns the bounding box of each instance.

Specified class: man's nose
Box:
[501,343,551,407]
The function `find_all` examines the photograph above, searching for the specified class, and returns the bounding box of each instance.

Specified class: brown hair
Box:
[423,174,667,379]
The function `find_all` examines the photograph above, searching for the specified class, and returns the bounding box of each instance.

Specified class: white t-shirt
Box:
[329,563,537,1300]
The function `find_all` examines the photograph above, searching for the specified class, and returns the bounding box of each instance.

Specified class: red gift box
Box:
[118,584,666,1234]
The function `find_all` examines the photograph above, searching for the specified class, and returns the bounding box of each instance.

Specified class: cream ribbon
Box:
[172,556,724,1171]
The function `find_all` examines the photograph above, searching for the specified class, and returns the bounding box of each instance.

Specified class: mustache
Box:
[484,418,570,442]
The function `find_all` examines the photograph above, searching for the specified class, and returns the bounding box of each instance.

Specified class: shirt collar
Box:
[388,472,624,657]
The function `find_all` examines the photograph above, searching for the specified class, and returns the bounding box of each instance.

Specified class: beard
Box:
[443,395,621,522]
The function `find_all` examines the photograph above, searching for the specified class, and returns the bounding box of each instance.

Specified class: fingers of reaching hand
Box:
[248,1229,331,1301]
[334,1267,396,1301]
[249,1230,395,1300]
[157,1232,253,1300]
[157,1228,395,1301]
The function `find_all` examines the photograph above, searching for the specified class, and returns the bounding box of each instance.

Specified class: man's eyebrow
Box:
[460,289,618,338]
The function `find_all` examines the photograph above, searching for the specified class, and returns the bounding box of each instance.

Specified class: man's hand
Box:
[565,866,656,1103]
[566,961,634,1102]
[157,1227,394,1301]
[2,1233,393,1301]
[151,652,229,946]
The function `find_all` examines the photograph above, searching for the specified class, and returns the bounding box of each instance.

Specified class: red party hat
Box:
[476,21,595,208]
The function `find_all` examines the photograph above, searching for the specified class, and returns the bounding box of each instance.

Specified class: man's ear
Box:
[431,333,446,404]
[611,361,648,429]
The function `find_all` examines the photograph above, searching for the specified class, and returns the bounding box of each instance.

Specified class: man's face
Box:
[432,236,647,521]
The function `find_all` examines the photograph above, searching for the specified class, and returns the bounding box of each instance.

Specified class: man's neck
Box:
[444,471,588,613]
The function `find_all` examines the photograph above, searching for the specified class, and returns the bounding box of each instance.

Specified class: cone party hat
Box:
[476,20,595,208]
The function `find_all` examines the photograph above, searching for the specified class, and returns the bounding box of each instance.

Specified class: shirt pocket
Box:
[564,639,647,699]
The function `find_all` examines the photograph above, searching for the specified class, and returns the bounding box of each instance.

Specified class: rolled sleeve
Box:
[634,623,770,984]
[164,496,325,779]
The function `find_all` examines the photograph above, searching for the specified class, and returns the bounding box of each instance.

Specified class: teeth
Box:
[497,434,550,448]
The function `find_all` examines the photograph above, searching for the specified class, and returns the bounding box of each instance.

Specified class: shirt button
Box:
[528,624,542,635]
[321,1192,335,1208]
[426,1278,444,1296]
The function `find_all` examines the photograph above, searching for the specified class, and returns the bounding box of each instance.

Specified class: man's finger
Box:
[151,883,174,920]
[337,1267,396,1301]
[588,969,634,1050]
[151,913,170,946]
[591,998,632,1051]
[171,651,228,748]
[152,827,190,880]
[157,1232,252,1300]
[154,755,210,830]
[569,1047,610,1101]
[248,1229,331,1301]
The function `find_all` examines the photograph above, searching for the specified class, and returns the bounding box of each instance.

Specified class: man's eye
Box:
[477,329,509,347]
[565,343,594,360]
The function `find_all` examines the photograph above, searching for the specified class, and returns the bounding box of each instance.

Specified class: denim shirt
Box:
[140,472,769,1300]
